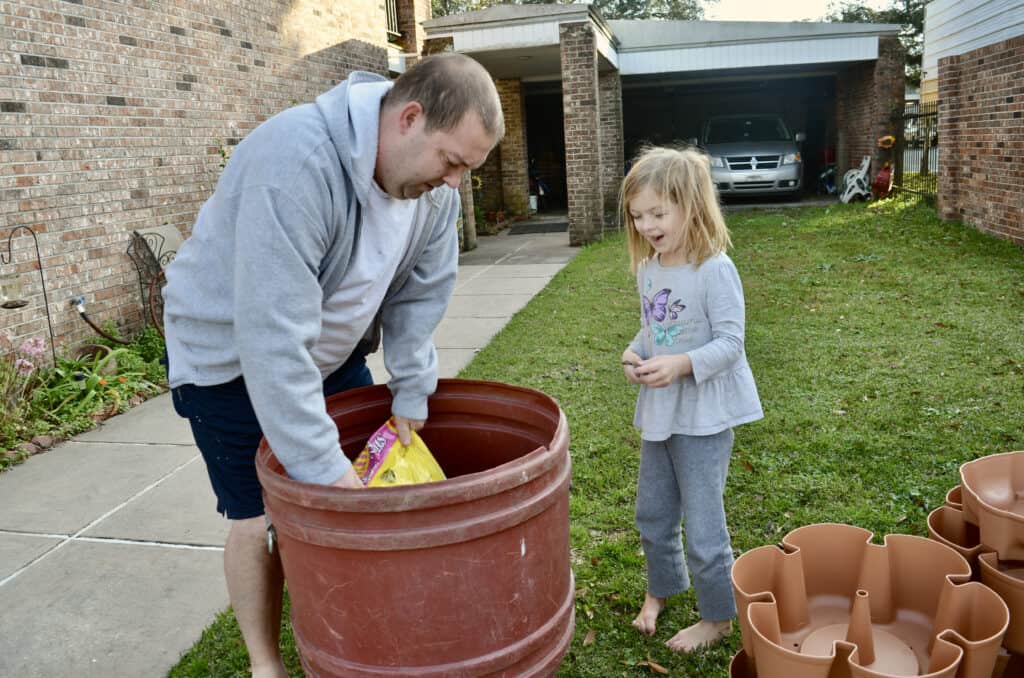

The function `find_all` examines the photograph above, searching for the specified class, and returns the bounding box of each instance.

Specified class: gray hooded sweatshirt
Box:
[162,71,459,484]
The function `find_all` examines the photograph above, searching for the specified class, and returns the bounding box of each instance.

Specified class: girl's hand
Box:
[622,350,643,384]
[634,354,692,388]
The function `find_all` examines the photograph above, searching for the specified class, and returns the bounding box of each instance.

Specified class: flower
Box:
[118,376,126,383]
[98,378,108,386]
[14,358,34,376]
[19,337,46,357]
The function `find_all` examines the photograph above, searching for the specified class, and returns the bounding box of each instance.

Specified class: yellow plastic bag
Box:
[352,418,446,487]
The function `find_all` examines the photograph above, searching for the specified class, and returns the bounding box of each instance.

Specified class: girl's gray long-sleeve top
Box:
[628,253,763,440]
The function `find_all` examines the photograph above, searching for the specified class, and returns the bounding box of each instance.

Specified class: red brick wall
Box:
[560,22,603,246]
[937,35,1024,245]
[1,1,388,352]
[473,147,504,214]
[496,79,529,217]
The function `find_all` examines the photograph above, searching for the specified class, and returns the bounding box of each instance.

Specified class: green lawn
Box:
[169,198,1024,677]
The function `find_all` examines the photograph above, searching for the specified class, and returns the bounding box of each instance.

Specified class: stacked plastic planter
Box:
[728,452,1024,677]
[928,451,1024,676]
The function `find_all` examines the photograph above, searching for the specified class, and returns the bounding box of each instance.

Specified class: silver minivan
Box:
[700,114,805,198]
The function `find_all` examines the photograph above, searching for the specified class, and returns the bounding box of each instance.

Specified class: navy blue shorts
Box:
[171,350,372,520]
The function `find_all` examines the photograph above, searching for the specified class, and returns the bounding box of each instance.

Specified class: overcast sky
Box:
[703,0,892,22]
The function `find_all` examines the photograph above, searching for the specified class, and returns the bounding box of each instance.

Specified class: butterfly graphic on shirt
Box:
[652,323,683,346]
[642,288,685,326]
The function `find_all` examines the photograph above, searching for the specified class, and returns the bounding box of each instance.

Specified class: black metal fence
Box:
[892,100,939,200]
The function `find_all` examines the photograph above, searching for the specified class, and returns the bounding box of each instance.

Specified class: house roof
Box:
[421,4,904,80]
[424,3,592,29]
[608,20,902,51]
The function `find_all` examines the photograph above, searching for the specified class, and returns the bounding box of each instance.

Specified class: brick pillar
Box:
[496,79,529,217]
[560,22,603,246]
[599,70,624,231]
[870,36,905,176]
[397,0,431,57]
[459,169,478,251]
[936,53,962,221]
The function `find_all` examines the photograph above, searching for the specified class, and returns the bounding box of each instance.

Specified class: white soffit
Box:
[445,20,618,69]
[619,35,880,75]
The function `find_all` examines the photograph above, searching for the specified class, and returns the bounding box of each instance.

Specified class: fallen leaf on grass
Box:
[583,629,596,646]
[623,658,670,675]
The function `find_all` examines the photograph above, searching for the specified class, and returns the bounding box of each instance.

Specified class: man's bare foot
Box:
[631,593,665,636]
[665,618,732,653]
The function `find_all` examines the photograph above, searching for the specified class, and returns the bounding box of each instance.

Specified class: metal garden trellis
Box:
[0,225,59,366]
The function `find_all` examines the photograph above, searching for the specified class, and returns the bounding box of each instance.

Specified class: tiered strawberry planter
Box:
[730,521,1009,678]
[928,451,1024,675]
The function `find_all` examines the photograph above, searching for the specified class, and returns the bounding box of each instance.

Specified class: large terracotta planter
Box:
[255,379,574,677]
[960,451,1024,561]
[731,523,1008,678]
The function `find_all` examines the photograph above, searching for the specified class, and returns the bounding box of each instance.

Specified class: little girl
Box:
[620,146,763,653]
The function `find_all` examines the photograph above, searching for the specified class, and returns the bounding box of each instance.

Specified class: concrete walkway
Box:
[0,225,577,678]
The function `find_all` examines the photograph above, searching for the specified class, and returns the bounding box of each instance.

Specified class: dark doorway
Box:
[524,88,567,212]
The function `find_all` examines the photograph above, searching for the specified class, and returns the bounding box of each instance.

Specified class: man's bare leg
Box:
[631,593,665,636]
[665,618,732,653]
[224,516,288,678]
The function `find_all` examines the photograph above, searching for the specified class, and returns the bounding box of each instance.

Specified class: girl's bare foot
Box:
[631,593,665,636]
[666,618,732,653]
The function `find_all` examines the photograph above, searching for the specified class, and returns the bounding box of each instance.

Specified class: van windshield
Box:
[705,117,791,144]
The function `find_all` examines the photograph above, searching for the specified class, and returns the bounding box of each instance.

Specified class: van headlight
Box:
[783,151,802,164]
[710,156,726,168]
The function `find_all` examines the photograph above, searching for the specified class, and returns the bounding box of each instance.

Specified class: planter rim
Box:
[960,450,1024,524]
[256,378,569,513]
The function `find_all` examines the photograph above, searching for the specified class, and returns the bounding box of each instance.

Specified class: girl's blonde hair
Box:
[620,145,731,274]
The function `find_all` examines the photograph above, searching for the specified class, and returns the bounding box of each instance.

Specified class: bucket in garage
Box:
[255,379,574,677]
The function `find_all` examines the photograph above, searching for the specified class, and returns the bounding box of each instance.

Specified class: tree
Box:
[826,0,925,86]
[432,0,707,21]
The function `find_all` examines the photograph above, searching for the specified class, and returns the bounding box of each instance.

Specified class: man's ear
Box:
[396,101,423,134]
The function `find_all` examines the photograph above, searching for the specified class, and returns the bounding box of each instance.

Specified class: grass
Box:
[168,197,1024,677]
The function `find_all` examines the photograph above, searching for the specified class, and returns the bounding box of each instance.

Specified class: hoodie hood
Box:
[315,71,393,204]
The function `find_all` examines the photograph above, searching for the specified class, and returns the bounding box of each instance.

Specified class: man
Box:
[162,53,503,677]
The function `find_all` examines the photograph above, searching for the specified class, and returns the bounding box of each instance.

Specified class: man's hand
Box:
[394,415,425,446]
[330,466,365,489]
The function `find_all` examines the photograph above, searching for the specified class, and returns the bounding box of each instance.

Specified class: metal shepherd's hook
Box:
[1,226,59,365]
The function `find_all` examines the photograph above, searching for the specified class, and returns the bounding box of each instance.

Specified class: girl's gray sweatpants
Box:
[635,428,737,622]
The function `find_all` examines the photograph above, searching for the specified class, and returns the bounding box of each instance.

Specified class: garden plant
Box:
[0,324,167,468]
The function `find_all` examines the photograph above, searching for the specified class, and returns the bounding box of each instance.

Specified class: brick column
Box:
[936,54,963,222]
[870,37,905,176]
[599,70,624,231]
[459,169,478,251]
[397,0,431,57]
[560,22,603,245]
[496,79,529,217]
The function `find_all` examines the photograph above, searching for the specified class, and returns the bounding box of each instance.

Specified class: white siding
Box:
[922,0,1024,82]
[618,36,880,75]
